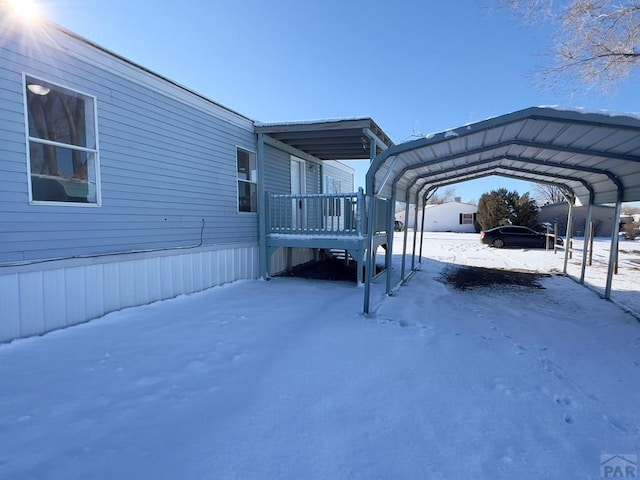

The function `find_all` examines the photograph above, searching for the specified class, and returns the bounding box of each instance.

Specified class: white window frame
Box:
[23,73,101,206]
[323,175,342,195]
[323,175,342,217]
[236,146,257,213]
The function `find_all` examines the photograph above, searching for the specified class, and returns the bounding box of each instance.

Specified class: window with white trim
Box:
[237,147,257,212]
[324,175,342,217]
[24,75,99,204]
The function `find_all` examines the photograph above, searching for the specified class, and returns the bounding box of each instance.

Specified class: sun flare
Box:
[5,0,41,21]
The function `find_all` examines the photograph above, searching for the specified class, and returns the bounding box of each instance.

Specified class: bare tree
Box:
[426,187,457,205]
[533,184,567,205]
[504,0,640,91]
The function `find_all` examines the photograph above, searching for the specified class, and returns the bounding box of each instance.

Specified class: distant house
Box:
[424,201,478,232]
[396,200,477,232]
[620,213,640,226]
[538,203,616,236]
[0,13,393,342]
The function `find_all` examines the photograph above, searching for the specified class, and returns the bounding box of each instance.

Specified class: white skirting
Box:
[0,244,259,343]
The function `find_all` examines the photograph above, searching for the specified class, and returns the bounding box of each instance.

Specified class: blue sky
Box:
[34,0,640,205]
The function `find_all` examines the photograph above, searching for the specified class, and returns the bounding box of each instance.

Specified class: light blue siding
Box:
[306,165,321,194]
[263,144,291,195]
[322,161,356,193]
[263,144,322,195]
[0,25,258,263]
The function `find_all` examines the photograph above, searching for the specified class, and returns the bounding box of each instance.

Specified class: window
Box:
[324,175,342,217]
[324,175,341,195]
[460,213,474,224]
[24,75,99,204]
[237,147,257,212]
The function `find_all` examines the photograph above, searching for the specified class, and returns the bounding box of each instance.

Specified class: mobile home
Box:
[0,13,393,342]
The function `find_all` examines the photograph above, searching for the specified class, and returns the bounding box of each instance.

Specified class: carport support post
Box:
[563,199,574,274]
[418,189,431,262]
[410,190,421,271]
[386,194,396,295]
[363,192,377,314]
[588,223,594,266]
[401,193,411,284]
[605,199,623,299]
[356,187,365,284]
[580,202,594,284]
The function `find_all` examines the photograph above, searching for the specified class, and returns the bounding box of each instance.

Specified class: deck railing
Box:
[266,189,390,238]
[267,190,364,236]
[264,189,392,284]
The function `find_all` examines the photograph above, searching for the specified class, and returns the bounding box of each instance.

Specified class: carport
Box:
[363,107,640,313]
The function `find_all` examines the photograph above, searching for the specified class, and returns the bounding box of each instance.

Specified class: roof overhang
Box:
[367,107,640,206]
[256,118,394,160]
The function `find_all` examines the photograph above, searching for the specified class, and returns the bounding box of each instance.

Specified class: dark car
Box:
[480,226,563,249]
[394,220,404,232]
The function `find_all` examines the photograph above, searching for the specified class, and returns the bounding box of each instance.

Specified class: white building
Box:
[396,200,478,232]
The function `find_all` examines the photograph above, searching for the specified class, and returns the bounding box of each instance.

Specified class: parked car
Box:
[394,220,404,232]
[480,226,563,249]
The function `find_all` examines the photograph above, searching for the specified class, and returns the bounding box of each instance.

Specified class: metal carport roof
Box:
[367,107,640,206]
[363,107,640,314]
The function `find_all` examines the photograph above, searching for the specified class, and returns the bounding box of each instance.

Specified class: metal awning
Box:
[367,107,640,206]
[256,118,394,160]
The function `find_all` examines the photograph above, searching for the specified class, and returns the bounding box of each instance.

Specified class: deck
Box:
[264,189,390,282]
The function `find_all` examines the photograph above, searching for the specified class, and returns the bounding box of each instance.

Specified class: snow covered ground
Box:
[0,233,638,479]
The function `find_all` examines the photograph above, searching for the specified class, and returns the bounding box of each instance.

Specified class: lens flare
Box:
[5,0,41,21]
